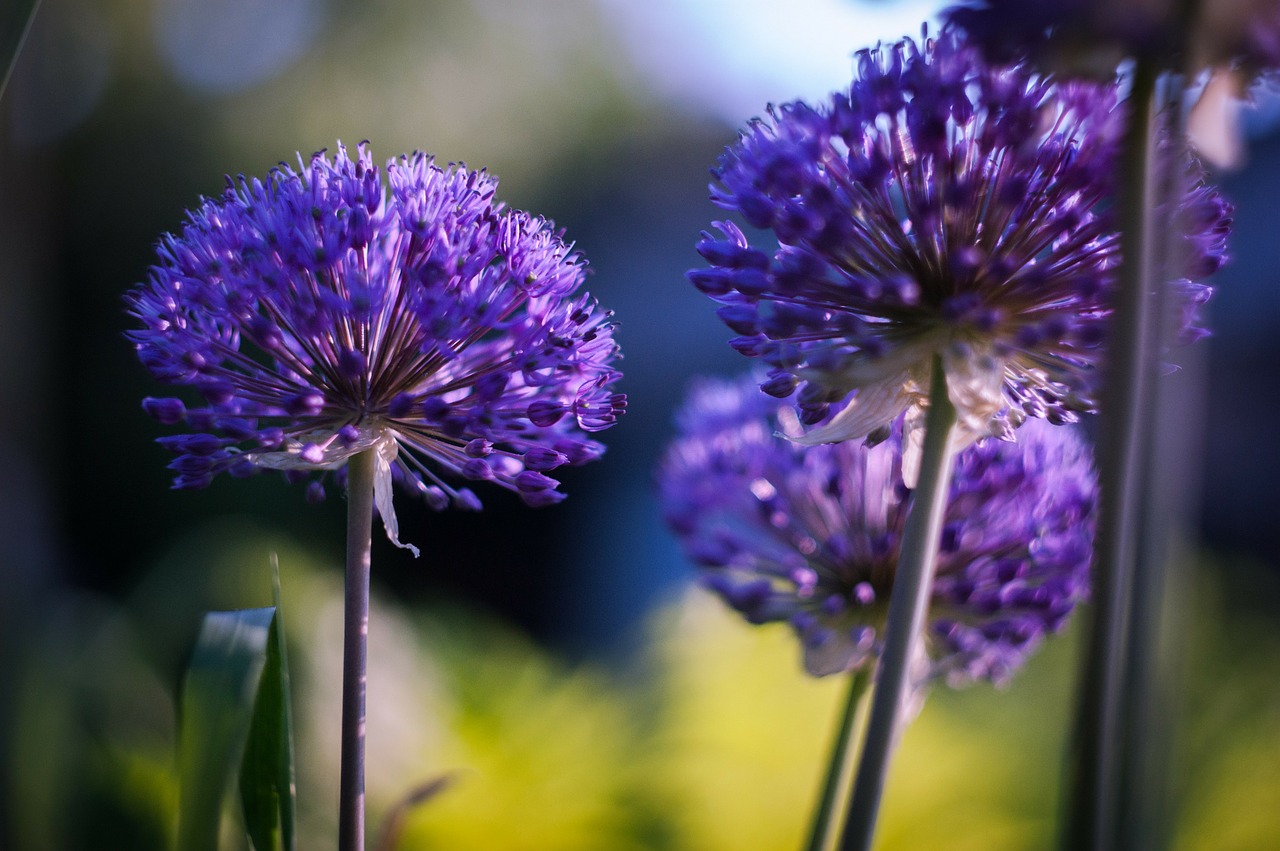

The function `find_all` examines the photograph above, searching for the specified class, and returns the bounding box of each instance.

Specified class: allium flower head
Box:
[658,374,1095,684]
[127,143,624,552]
[690,28,1228,482]
[945,0,1280,79]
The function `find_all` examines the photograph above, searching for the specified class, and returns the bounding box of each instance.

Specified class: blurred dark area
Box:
[3,0,1275,649]
[0,0,747,652]
[1,0,1278,848]
[1202,128,1280,561]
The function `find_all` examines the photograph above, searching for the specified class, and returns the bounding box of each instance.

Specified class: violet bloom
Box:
[128,143,624,552]
[946,1,1280,167]
[658,374,1095,684]
[690,29,1228,483]
[945,0,1280,78]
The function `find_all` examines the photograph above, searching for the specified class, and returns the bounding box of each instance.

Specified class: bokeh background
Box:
[1,0,1278,848]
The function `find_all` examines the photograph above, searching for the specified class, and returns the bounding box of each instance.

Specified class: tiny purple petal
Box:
[143,397,187,425]
[514,470,559,493]
[528,400,566,427]
[465,438,494,458]
[523,447,568,471]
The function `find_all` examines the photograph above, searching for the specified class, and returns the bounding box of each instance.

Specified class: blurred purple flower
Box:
[944,0,1280,78]
[658,373,1095,684]
[690,28,1228,482]
[128,143,624,552]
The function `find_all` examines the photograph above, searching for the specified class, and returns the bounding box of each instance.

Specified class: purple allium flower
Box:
[944,0,1280,78]
[658,374,1095,684]
[127,143,624,552]
[690,29,1228,482]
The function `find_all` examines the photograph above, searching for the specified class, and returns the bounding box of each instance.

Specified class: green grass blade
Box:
[239,571,296,851]
[176,607,275,851]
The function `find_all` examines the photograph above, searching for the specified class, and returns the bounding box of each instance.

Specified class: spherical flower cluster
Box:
[127,143,624,552]
[658,374,1095,684]
[690,29,1228,482]
[944,0,1280,79]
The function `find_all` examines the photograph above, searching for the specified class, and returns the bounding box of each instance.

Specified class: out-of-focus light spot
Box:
[599,0,941,122]
[6,0,112,146]
[152,0,328,94]
[1243,83,1280,139]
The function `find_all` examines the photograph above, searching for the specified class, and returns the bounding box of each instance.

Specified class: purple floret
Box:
[658,373,1096,685]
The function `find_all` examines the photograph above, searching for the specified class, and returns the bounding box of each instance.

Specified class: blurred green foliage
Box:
[172,604,294,851]
[7,523,1278,849]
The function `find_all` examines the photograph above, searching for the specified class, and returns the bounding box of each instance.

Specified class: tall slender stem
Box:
[1116,73,1191,851]
[0,0,42,104]
[1062,61,1159,851]
[339,450,376,851]
[839,356,958,851]
[803,668,872,851]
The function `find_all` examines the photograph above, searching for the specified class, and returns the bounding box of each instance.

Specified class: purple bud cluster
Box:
[945,0,1280,77]
[690,28,1228,441]
[658,374,1095,684]
[127,143,624,511]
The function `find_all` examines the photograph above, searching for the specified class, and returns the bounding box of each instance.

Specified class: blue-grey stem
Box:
[839,355,957,851]
[1116,72,1190,851]
[1062,60,1158,851]
[340,449,376,851]
[803,667,871,851]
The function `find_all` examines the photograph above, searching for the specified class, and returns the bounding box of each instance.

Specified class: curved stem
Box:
[339,450,376,851]
[1061,60,1159,851]
[838,355,958,851]
[803,668,872,851]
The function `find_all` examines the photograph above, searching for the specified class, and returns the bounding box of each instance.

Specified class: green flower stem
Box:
[1062,60,1159,851]
[339,449,376,851]
[803,667,872,851]
[0,0,41,104]
[1115,75,1193,849]
[838,355,958,851]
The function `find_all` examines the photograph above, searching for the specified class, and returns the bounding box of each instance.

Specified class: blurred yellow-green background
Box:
[2,0,1278,848]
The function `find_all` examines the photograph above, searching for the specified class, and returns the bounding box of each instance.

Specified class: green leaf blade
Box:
[175,607,275,851]
[239,603,296,851]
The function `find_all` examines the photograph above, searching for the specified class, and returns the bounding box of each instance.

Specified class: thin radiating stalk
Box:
[803,668,872,851]
[1062,61,1159,851]
[340,450,376,851]
[838,356,958,851]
